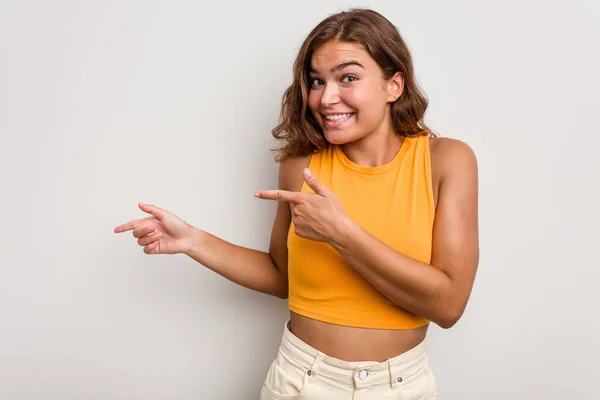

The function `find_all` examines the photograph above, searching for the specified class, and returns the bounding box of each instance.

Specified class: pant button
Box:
[358,370,368,380]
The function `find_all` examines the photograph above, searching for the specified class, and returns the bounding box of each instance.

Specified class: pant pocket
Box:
[261,350,311,399]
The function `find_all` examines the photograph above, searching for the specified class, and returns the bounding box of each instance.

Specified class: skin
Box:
[114,40,479,363]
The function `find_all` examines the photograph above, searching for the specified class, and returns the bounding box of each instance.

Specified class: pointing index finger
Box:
[255,190,303,204]
[114,221,141,233]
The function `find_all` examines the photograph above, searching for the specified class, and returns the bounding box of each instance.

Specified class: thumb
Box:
[303,168,330,197]
[138,203,166,220]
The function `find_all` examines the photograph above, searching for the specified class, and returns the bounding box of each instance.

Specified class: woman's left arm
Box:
[330,139,479,329]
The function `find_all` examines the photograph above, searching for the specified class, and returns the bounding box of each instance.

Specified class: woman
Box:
[114,8,479,399]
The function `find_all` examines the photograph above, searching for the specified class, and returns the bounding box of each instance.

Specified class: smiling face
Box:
[307,40,404,145]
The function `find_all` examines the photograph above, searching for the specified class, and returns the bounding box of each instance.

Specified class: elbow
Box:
[268,288,288,299]
[436,313,461,329]
[434,303,465,329]
[276,291,289,300]
[430,280,469,329]
[275,282,289,300]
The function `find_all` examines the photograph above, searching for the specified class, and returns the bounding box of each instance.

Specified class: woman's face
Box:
[307,40,403,145]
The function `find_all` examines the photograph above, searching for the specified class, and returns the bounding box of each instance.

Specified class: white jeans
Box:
[260,320,438,399]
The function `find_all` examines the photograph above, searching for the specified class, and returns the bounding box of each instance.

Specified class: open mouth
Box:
[322,113,355,126]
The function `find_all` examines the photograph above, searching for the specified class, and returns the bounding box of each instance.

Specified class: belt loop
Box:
[388,359,396,389]
[307,352,324,382]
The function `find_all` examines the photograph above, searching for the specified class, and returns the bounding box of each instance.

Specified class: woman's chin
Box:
[323,130,355,145]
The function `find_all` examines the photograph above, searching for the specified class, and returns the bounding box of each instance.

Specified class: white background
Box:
[1,0,599,398]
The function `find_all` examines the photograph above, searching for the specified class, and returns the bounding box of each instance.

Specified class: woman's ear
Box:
[386,72,405,102]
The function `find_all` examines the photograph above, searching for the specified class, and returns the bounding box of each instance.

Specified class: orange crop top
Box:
[287,134,435,329]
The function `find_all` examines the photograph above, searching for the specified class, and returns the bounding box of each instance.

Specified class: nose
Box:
[320,83,340,108]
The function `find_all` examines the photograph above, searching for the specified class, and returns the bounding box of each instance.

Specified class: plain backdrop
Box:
[1,0,599,399]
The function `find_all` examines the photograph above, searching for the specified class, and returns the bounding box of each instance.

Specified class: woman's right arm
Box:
[184,155,309,299]
[185,200,290,299]
[115,156,309,298]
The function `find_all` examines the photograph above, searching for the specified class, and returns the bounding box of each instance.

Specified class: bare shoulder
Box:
[278,154,312,192]
[429,137,478,182]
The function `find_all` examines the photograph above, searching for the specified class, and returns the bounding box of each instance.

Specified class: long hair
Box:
[271,8,435,162]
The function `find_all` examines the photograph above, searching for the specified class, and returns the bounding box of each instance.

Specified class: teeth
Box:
[325,113,353,121]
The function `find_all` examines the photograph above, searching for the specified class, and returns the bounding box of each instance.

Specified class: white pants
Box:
[260,320,438,399]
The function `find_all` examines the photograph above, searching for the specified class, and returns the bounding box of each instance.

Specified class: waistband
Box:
[279,319,429,389]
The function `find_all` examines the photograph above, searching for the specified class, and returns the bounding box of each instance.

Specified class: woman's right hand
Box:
[114,203,197,255]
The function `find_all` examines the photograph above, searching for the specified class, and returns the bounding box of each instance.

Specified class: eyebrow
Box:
[309,60,364,75]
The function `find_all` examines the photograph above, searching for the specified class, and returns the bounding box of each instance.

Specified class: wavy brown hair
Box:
[271,8,435,162]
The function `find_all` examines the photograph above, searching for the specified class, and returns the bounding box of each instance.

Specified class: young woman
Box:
[115,8,479,399]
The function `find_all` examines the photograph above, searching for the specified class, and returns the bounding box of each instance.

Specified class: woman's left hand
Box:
[255,168,349,244]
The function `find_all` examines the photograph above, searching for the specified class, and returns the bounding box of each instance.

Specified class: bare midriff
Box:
[289,311,429,362]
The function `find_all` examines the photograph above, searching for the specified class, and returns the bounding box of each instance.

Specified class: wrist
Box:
[328,215,359,250]
[184,226,205,257]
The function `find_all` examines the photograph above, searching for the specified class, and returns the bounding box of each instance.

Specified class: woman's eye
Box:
[342,75,357,83]
[310,78,323,86]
